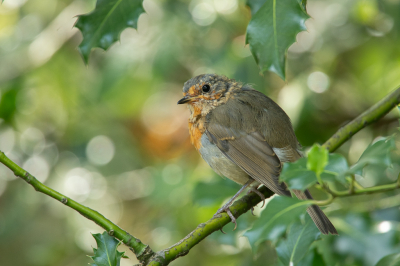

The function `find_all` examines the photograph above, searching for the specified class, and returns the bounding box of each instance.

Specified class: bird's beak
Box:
[177,96,192,104]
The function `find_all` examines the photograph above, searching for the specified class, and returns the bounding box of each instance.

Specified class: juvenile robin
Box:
[178,74,337,235]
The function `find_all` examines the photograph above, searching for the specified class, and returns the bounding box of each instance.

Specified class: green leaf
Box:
[348,137,395,174]
[307,144,328,175]
[276,216,320,266]
[281,152,348,190]
[280,158,318,191]
[75,0,145,64]
[245,0,309,79]
[375,253,400,266]
[321,153,349,184]
[90,231,125,266]
[246,0,267,15]
[0,79,22,123]
[297,0,307,12]
[244,196,312,250]
[324,153,349,173]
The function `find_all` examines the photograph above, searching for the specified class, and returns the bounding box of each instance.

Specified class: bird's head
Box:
[178,74,238,106]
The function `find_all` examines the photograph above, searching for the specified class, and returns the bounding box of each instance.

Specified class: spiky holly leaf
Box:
[89,231,125,266]
[280,158,318,191]
[276,216,320,266]
[75,0,145,64]
[348,137,395,174]
[246,0,309,79]
[244,196,312,251]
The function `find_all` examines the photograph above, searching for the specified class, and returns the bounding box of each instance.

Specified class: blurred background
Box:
[1,0,400,265]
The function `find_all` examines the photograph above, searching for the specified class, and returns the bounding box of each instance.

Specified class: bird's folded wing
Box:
[206,125,290,196]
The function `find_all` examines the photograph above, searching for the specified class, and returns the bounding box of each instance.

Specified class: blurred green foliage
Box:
[0,0,400,265]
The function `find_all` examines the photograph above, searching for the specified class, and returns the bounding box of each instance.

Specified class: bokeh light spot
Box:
[0,127,15,153]
[162,164,183,185]
[86,135,115,165]
[191,2,217,26]
[23,156,50,182]
[307,71,330,93]
[377,221,392,233]
[20,127,46,156]
[64,167,93,202]
[213,0,238,14]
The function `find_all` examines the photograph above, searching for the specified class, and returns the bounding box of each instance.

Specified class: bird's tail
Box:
[292,189,338,235]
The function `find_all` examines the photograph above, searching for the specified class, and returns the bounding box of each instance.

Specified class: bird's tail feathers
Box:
[292,189,338,235]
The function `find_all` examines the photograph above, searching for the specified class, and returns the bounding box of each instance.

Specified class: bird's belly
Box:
[198,133,250,185]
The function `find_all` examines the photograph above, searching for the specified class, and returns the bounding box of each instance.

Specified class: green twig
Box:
[146,187,275,266]
[314,193,334,206]
[322,87,400,153]
[0,151,153,264]
[322,179,399,198]
[345,176,364,190]
[0,147,273,266]
[349,175,355,194]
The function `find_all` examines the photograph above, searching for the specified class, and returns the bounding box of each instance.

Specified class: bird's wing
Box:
[206,124,290,196]
[205,89,302,196]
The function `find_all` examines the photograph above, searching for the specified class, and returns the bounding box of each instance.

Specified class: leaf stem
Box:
[323,180,399,197]
[314,193,334,206]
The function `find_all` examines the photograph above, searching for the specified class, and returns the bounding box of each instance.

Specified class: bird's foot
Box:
[214,205,237,231]
[247,186,266,208]
[213,179,255,232]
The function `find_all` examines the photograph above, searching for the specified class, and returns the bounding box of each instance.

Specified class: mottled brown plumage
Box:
[178,74,337,235]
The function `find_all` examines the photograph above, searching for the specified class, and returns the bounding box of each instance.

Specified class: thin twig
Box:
[0,151,154,265]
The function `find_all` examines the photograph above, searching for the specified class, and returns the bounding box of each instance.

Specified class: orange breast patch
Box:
[188,104,205,150]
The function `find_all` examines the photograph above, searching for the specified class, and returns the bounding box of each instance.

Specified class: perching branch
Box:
[0,151,154,264]
[1,86,400,265]
[322,87,400,153]
[145,187,274,266]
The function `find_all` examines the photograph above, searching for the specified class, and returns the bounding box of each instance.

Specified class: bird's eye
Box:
[202,84,211,93]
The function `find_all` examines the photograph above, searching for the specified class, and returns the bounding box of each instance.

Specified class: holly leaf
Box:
[321,153,349,184]
[244,196,312,250]
[75,0,145,64]
[281,149,350,190]
[246,0,309,79]
[307,144,328,176]
[276,216,320,266]
[297,0,307,11]
[324,153,348,173]
[280,158,318,191]
[90,231,125,266]
[348,137,395,175]
[247,0,267,15]
[375,253,400,266]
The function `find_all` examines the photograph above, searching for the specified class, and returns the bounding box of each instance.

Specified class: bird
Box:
[177,73,337,235]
